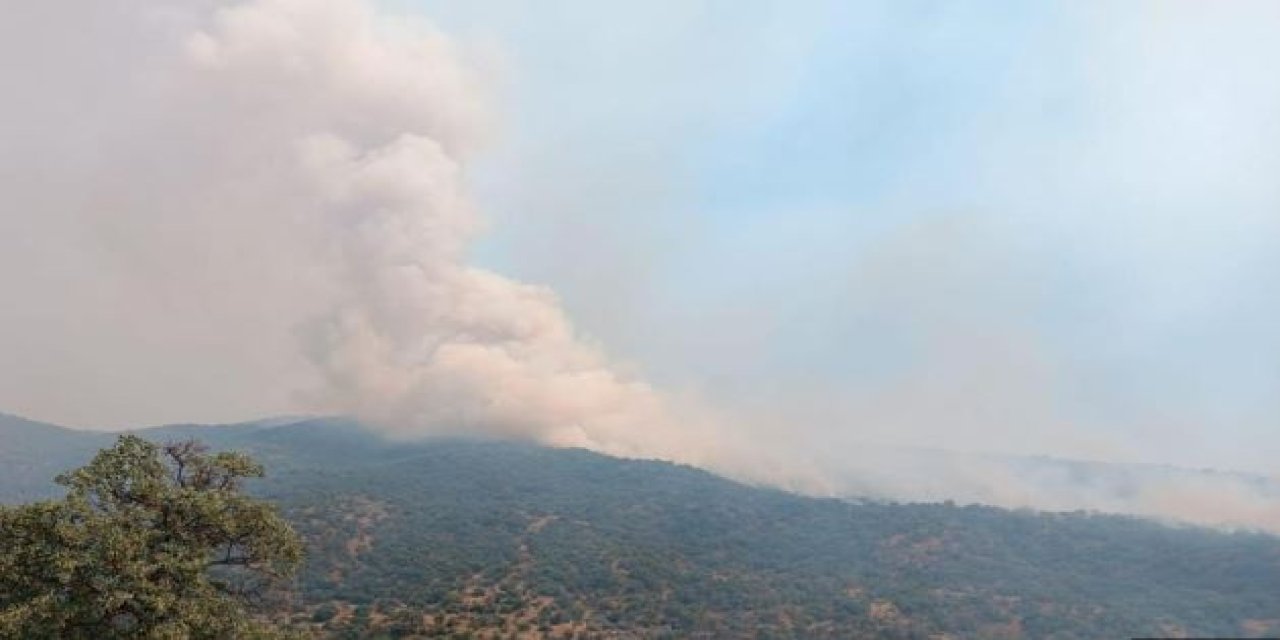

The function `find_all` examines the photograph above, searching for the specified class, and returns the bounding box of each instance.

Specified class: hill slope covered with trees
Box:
[2,415,1279,639]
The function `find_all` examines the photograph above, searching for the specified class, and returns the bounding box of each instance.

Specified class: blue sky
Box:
[393,1,1279,471]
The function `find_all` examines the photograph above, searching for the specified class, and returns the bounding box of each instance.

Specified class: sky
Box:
[404,1,1280,473]
[0,0,1276,501]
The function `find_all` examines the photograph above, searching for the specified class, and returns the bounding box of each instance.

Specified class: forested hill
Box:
[3,414,1280,639]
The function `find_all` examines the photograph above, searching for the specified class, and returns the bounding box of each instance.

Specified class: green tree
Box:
[0,435,304,639]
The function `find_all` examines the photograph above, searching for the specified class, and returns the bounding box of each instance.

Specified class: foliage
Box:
[250,424,1280,639]
[0,436,304,639]
[5,419,1280,639]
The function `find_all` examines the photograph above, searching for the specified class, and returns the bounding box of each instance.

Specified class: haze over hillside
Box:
[4,414,1279,638]
[1,0,1278,569]
[3,410,1277,536]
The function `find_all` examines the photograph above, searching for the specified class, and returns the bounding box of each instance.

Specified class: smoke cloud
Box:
[0,0,724,464]
[0,1,1276,533]
[291,129,720,460]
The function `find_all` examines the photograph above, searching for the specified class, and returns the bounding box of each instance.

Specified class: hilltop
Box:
[2,414,1279,638]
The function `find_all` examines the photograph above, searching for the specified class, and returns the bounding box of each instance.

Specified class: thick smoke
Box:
[184,0,727,463]
[0,0,1276,533]
[291,133,721,459]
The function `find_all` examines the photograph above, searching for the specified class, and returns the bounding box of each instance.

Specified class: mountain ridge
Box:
[3,413,1280,638]
[4,410,1273,509]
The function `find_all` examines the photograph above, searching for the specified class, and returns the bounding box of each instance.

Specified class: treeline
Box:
[4,419,1279,639]
[262,437,1280,639]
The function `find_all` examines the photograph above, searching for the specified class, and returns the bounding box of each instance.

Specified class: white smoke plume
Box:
[1,0,1277,534]
[0,0,723,465]
[186,0,727,463]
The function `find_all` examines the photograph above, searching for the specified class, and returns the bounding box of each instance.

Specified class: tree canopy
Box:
[0,435,303,639]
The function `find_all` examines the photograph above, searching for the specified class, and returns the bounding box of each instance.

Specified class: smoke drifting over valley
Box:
[1,1,1277,532]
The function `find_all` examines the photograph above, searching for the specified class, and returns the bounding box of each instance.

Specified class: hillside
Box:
[3,416,1279,638]
[0,412,112,502]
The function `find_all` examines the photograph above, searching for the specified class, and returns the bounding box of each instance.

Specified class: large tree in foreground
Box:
[0,436,303,639]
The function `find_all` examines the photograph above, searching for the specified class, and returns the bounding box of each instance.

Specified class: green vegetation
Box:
[3,416,1279,639]
[266,432,1280,639]
[0,435,303,639]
